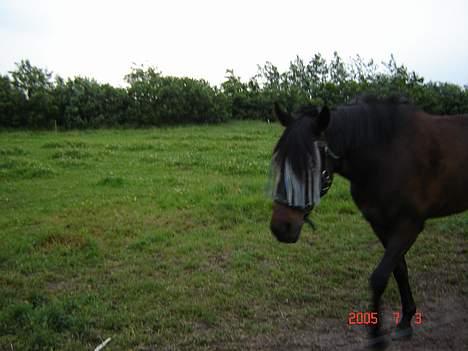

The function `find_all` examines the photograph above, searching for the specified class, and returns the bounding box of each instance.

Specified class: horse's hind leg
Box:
[392,256,416,340]
[368,218,422,349]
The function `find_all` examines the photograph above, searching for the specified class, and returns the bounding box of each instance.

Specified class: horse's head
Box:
[269,103,332,243]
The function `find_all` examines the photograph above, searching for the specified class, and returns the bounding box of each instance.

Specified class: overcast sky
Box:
[1,0,467,87]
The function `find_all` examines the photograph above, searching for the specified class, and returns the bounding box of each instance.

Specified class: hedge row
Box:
[1,54,467,129]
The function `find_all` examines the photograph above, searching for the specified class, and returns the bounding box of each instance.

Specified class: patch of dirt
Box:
[36,232,89,250]
[210,295,467,350]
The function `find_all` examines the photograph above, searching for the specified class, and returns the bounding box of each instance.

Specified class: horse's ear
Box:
[273,102,293,127]
[317,106,330,133]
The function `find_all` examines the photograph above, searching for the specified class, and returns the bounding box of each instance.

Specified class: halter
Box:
[302,142,338,228]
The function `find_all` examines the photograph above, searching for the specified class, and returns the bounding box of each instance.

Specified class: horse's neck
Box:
[324,115,347,178]
[323,114,368,182]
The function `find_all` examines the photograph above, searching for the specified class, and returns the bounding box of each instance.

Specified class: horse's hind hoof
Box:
[392,326,413,340]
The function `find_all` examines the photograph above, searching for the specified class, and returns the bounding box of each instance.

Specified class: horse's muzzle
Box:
[270,220,303,243]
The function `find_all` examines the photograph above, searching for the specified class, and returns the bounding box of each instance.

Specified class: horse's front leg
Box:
[392,256,417,339]
[368,218,422,349]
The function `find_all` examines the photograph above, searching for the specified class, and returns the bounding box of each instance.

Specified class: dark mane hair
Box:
[273,95,416,178]
[326,94,416,156]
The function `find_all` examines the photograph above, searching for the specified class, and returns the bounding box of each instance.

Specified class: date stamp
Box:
[347,311,423,325]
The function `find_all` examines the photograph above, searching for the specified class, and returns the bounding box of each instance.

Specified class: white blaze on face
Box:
[271,141,322,208]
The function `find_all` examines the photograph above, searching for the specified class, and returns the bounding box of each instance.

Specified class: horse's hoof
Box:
[392,326,413,340]
[366,335,390,350]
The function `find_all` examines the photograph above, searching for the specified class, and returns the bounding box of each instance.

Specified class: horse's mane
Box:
[326,94,416,156]
[273,95,416,178]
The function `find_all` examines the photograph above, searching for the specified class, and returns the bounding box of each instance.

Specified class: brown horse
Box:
[269,95,468,349]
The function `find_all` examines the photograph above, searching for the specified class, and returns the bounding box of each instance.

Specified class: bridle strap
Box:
[304,213,316,230]
[325,145,340,160]
[303,142,340,231]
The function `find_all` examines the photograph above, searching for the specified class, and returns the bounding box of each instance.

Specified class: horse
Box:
[269,95,468,349]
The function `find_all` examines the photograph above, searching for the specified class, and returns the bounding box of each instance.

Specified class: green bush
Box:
[1,60,58,128]
[221,70,272,120]
[54,77,130,129]
[0,75,25,127]
[0,56,467,129]
[125,66,229,125]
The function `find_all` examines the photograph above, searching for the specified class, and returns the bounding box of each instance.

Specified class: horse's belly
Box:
[426,187,468,218]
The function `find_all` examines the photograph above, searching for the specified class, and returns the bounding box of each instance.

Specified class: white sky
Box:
[1,0,467,87]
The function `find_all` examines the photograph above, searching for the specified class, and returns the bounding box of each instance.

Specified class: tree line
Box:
[1,53,467,129]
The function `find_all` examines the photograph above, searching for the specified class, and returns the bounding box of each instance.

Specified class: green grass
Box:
[0,121,466,350]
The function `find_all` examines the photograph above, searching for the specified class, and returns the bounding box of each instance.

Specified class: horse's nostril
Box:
[270,220,301,244]
[270,222,280,235]
[270,221,290,237]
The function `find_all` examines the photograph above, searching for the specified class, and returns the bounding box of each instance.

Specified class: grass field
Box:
[0,121,466,350]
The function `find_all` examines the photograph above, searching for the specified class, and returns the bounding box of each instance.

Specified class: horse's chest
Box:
[350,184,400,225]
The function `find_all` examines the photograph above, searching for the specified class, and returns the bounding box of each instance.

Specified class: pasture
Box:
[0,121,466,350]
